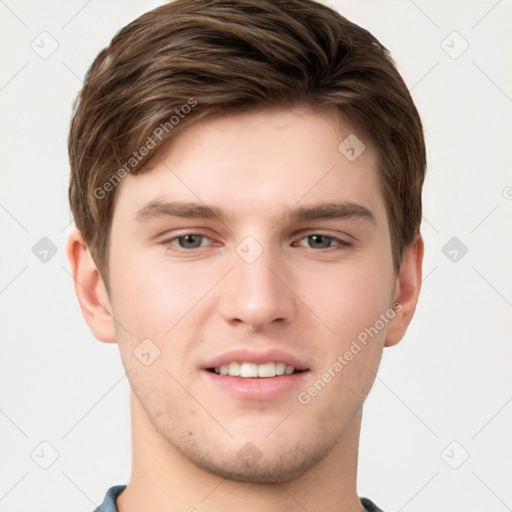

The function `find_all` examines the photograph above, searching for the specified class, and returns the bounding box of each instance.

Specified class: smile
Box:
[209,361,305,378]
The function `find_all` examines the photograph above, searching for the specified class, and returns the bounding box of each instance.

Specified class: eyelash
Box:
[160,232,352,253]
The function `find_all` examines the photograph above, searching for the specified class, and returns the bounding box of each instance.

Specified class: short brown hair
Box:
[68,0,426,292]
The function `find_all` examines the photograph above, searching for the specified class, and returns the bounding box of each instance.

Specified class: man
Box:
[66,1,425,510]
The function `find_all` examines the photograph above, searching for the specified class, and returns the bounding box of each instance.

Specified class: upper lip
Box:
[202,348,309,371]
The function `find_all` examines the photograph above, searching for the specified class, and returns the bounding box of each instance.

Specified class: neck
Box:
[117,390,366,512]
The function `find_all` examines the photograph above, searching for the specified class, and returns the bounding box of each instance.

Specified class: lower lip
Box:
[202,370,310,401]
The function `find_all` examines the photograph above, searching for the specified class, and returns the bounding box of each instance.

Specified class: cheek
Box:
[109,260,200,387]
[301,266,391,401]
[298,259,394,341]
[110,252,210,337]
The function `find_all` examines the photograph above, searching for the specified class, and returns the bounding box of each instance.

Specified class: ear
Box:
[66,229,117,343]
[384,234,424,347]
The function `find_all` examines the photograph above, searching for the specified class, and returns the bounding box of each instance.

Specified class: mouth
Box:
[202,361,310,401]
[201,348,310,400]
[206,361,306,378]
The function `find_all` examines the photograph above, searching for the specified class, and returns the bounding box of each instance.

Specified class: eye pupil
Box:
[309,234,331,249]
[179,234,202,249]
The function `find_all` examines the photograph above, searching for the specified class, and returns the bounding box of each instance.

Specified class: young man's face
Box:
[75,107,421,483]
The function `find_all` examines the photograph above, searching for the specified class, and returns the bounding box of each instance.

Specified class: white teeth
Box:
[240,362,258,377]
[275,362,286,376]
[258,362,275,378]
[228,361,240,376]
[285,365,294,375]
[213,362,300,378]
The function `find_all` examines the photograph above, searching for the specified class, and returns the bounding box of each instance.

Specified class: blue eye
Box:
[162,234,211,251]
[305,234,335,249]
[176,234,206,249]
[297,234,351,250]
[161,232,351,253]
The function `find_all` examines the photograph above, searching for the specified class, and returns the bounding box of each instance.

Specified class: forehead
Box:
[112,107,385,229]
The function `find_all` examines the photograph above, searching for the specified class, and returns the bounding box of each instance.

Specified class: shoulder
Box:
[361,497,386,512]
[91,485,127,512]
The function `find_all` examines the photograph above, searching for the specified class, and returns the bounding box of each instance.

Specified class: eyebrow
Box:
[134,200,376,225]
[135,200,227,223]
[288,202,376,224]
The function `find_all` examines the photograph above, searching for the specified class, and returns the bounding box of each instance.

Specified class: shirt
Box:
[93,485,386,511]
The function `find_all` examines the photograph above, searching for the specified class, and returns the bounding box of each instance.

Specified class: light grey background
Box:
[1,1,511,511]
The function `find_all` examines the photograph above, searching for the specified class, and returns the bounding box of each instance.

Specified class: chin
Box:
[171,432,338,484]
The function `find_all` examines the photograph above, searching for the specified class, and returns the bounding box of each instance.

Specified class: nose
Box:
[218,237,297,332]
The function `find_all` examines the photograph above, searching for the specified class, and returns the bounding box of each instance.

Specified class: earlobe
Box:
[384,234,424,347]
[66,229,117,343]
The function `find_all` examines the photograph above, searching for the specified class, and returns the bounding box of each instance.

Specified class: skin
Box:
[67,106,423,512]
